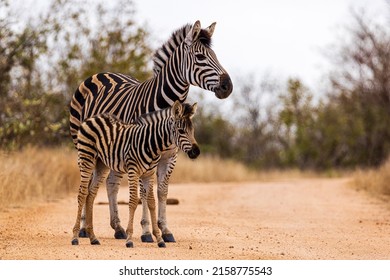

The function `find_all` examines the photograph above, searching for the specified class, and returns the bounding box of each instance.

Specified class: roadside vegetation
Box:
[354,158,390,198]
[0,147,78,209]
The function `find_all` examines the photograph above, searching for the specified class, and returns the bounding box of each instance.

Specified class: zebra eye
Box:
[195,54,207,61]
[178,129,185,134]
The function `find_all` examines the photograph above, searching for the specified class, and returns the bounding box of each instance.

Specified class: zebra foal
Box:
[71,101,199,248]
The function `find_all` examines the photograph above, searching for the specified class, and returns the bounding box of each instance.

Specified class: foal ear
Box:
[205,22,216,37]
[185,20,201,46]
[172,100,183,120]
[189,103,198,118]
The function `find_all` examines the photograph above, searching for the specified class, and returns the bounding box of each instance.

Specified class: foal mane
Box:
[152,23,213,76]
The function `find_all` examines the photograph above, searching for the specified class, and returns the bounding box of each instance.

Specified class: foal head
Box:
[171,101,200,159]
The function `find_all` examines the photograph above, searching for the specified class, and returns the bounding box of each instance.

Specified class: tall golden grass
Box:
[171,154,261,183]
[0,147,323,209]
[171,154,324,183]
[354,158,390,197]
[0,147,79,209]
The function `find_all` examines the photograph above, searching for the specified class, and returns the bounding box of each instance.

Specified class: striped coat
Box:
[72,101,199,248]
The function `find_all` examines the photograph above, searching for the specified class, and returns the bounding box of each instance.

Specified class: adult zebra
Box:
[69,20,233,242]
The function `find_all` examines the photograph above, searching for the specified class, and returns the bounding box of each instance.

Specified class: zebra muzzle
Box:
[187,144,200,159]
[214,73,233,99]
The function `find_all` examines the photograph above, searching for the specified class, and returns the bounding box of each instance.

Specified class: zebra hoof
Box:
[141,234,154,243]
[162,233,176,243]
[91,239,100,245]
[158,241,166,248]
[114,229,127,240]
[125,241,134,248]
[78,228,88,238]
[71,239,79,245]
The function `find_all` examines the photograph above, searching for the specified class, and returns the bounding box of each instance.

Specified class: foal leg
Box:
[139,178,154,243]
[79,205,88,237]
[72,157,96,245]
[139,173,165,247]
[125,172,139,248]
[106,170,127,239]
[85,160,109,245]
[157,151,177,242]
[79,175,93,237]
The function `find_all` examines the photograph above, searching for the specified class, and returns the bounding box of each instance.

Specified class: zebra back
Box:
[77,102,199,174]
[70,72,140,146]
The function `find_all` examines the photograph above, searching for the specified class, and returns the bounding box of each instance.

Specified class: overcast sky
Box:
[133,0,389,92]
[14,0,390,94]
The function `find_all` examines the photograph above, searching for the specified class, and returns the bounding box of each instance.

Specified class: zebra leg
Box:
[72,186,89,245]
[148,181,166,248]
[106,170,127,239]
[72,189,88,245]
[157,152,177,243]
[79,206,88,238]
[79,172,93,238]
[140,174,166,248]
[85,160,109,245]
[125,172,139,248]
[79,167,104,238]
[139,178,153,243]
[72,158,96,245]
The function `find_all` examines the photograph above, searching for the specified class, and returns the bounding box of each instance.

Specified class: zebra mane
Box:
[152,23,213,75]
[132,103,194,125]
[132,107,170,126]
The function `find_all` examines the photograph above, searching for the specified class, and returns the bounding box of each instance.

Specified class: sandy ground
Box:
[1,178,390,260]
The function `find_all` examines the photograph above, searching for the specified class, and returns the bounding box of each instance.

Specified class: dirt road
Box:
[1,178,390,260]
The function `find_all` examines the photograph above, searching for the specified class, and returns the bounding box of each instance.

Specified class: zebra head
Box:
[183,20,233,99]
[171,101,200,159]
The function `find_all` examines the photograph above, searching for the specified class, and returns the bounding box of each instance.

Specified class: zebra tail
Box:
[69,75,99,147]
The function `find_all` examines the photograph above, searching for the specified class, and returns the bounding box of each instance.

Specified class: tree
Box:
[45,0,152,102]
[278,79,317,168]
[327,10,390,166]
[183,91,236,158]
[0,0,51,148]
[231,75,282,168]
[0,0,152,149]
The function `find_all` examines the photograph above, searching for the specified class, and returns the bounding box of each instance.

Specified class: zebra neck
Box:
[159,126,177,154]
[153,45,190,108]
[155,118,176,154]
[134,114,176,158]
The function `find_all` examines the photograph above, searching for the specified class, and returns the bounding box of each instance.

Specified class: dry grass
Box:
[0,148,326,210]
[171,153,328,183]
[0,147,79,210]
[171,154,261,183]
[354,158,390,197]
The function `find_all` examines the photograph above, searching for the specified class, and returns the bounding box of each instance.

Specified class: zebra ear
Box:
[172,100,183,120]
[185,20,201,46]
[205,22,216,37]
[189,103,198,118]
